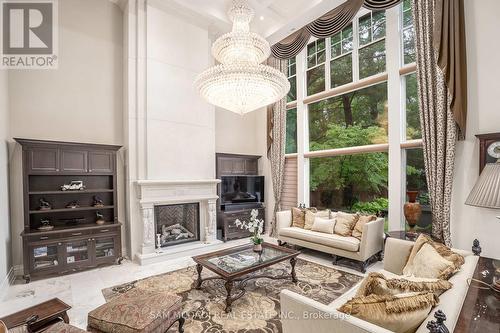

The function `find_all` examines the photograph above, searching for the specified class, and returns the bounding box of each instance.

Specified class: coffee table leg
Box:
[195,264,203,289]
[290,257,298,283]
[62,311,69,324]
[224,280,234,313]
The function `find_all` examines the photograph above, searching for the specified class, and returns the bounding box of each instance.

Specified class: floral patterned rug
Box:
[102,259,362,333]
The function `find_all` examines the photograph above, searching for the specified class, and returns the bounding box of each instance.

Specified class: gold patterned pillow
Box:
[403,234,464,279]
[338,292,438,333]
[334,212,359,236]
[352,215,377,239]
[403,243,456,279]
[291,207,317,228]
[291,207,305,228]
[355,272,452,297]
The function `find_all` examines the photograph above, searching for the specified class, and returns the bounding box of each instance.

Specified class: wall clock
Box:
[476,132,500,174]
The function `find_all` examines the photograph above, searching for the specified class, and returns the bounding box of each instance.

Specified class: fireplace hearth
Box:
[154,203,200,247]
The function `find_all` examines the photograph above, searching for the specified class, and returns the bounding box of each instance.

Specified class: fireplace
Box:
[154,203,200,248]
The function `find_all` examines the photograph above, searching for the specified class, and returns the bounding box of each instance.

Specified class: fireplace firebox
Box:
[154,203,200,248]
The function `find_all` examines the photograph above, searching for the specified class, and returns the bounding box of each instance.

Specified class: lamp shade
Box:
[465,162,500,209]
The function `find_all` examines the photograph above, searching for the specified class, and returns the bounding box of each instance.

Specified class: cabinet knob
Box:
[58,243,62,246]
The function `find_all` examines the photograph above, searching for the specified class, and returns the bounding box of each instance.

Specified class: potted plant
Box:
[235,209,264,252]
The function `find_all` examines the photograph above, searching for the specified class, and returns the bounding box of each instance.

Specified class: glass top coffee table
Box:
[192,242,300,312]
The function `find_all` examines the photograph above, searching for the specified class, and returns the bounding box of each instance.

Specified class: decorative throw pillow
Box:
[304,209,330,230]
[355,272,453,297]
[334,212,359,236]
[311,217,336,234]
[403,234,465,279]
[291,207,317,229]
[291,207,306,228]
[338,292,438,333]
[403,243,456,279]
[352,215,377,239]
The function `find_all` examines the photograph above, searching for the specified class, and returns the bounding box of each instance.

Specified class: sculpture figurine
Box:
[38,198,52,211]
[66,200,80,209]
[95,212,106,225]
[61,180,85,191]
[93,196,105,207]
[38,218,54,231]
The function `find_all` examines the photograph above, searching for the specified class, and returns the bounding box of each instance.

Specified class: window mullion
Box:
[325,37,331,91]
[353,15,360,82]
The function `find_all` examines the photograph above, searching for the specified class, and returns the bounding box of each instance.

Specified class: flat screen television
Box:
[220,175,264,206]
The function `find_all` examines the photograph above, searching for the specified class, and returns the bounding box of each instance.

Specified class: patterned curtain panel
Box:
[413,0,457,246]
[267,57,288,236]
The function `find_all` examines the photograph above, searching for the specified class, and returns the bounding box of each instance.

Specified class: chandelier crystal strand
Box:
[195,0,290,114]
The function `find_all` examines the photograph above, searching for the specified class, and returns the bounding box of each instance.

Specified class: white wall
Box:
[451,0,500,258]
[0,69,11,288]
[8,0,124,268]
[125,2,215,258]
[146,5,215,180]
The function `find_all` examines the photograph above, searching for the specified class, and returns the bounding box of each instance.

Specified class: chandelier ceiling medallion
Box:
[195,0,290,115]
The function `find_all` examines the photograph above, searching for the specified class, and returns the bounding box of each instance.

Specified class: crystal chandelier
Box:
[195,0,290,115]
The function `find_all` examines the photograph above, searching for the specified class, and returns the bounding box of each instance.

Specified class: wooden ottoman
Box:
[87,289,184,333]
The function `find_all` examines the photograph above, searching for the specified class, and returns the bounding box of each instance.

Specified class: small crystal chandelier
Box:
[195,0,290,115]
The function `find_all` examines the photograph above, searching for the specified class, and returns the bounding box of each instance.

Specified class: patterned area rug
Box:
[102,259,362,333]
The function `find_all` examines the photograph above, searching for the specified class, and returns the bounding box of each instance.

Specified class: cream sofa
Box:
[280,237,479,333]
[276,210,385,272]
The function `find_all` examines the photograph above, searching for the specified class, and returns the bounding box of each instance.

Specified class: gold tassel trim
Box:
[338,292,439,316]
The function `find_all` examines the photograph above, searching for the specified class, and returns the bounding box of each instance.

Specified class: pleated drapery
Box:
[267,57,288,237]
[413,0,458,246]
[434,0,468,139]
[271,0,402,59]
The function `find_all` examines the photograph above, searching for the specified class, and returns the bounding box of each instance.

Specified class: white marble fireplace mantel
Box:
[135,179,222,265]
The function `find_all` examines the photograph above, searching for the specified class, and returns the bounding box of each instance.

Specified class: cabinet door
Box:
[28,148,59,172]
[218,158,234,175]
[30,242,62,273]
[60,150,88,173]
[88,151,114,173]
[63,238,92,268]
[245,159,258,175]
[232,160,246,174]
[94,236,117,264]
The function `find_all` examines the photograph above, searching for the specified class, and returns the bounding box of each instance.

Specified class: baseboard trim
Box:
[0,266,15,301]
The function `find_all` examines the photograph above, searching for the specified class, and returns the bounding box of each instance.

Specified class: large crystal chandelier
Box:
[195,0,290,115]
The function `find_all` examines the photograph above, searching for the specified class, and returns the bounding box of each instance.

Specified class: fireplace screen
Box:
[154,203,200,247]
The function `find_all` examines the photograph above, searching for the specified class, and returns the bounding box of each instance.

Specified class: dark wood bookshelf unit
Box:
[16,138,123,283]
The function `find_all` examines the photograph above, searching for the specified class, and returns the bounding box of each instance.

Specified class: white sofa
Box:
[276,210,385,272]
[280,237,479,333]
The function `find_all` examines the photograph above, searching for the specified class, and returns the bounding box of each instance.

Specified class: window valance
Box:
[271,0,402,59]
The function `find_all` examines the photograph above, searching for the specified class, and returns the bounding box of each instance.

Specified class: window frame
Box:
[283,4,422,232]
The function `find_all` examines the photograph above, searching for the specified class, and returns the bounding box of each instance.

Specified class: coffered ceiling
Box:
[148,0,345,44]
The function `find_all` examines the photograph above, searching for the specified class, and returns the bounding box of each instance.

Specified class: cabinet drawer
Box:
[60,229,93,238]
[26,233,60,242]
[92,227,119,235]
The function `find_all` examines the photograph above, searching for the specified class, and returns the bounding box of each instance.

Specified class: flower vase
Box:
[253,243,262,252]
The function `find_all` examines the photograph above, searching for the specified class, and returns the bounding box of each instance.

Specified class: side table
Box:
[0,298,71,332]
[455,256,500,333]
